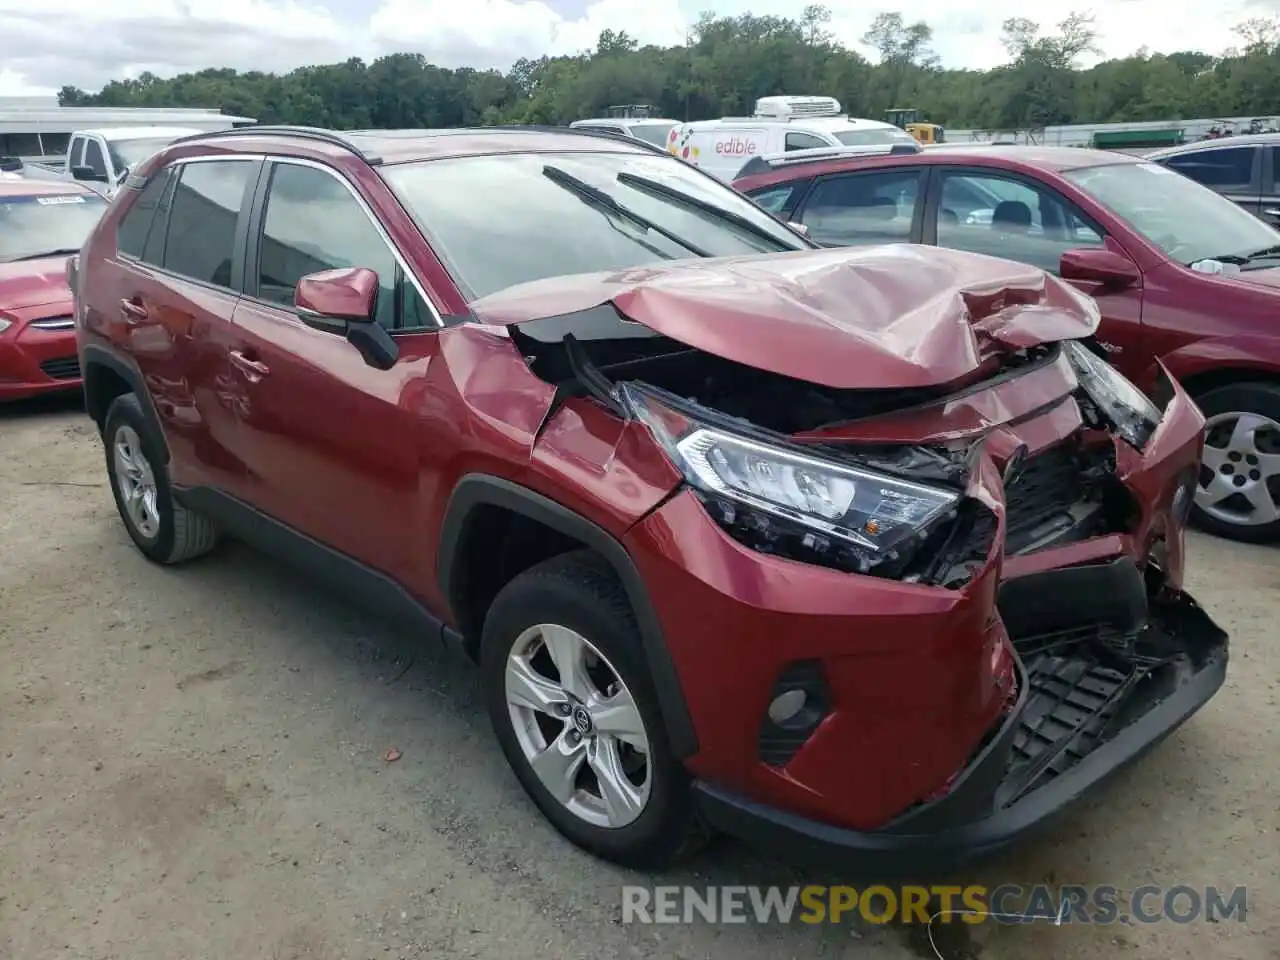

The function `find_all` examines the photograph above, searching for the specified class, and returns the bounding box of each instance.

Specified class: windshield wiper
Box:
[616,172,802,251]
[541,165,710,257]
[1243,244,1280,261]
[6,247,82,263]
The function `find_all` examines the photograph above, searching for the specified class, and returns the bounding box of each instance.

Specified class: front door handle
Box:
[119,297,148,324]
[229,349,270,382]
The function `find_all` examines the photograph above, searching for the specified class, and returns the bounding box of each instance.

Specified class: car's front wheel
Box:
[103,394,220,563]
[480,550,706,868]
[1192,382,1280,543]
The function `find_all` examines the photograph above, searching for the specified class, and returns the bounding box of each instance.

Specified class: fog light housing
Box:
[758,660,830,767]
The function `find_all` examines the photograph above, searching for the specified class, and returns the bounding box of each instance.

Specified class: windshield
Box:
[630,123,676,147]
[1064,161,1280,265]
[382,150,807,300]
[835,128,917,147]
[107,138,181,177]
[0,192,107,262]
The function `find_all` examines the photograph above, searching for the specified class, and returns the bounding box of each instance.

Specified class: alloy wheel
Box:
[504,623,652,829]
[113,424,161,539]
[1197,410,1280,527]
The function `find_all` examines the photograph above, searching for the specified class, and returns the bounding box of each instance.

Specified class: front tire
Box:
[1191,382,1280,543]
[103,394,219,564]
[480,550,706,869]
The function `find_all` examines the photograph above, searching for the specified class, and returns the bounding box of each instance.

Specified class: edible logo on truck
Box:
[715,138,757,156]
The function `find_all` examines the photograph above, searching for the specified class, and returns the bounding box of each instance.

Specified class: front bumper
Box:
[693,560,1227,877]
[0,320,81,400]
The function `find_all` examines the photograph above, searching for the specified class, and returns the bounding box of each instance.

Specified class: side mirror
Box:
[71,165,107,183]
[294,267,398,370]
[1059,247,1140,289]
[788,221,810,237]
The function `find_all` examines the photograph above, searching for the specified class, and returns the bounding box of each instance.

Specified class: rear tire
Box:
[480,550,708,869]
[103,394,219,564]
[1191,382,1280,543]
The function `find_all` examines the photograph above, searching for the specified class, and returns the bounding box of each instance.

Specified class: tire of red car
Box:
[103,393,220,564]
[1191,381,1280,543]
[479,549,709,868]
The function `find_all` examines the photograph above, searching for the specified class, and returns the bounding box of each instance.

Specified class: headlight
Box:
[1065,340,1162,449]
[620,384,962,572]
[0,317,11,335]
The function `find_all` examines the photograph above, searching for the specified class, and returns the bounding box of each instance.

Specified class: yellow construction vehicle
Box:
[884,108,945,144]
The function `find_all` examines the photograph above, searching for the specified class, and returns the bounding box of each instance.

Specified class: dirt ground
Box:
[2,394,1276,960]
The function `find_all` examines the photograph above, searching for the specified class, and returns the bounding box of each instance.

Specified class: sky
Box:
[0,0,1277,97]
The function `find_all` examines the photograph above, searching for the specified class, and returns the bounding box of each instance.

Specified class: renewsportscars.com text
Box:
[621,884,1248,925]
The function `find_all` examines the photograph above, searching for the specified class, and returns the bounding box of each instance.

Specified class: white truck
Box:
[18,126,209,198]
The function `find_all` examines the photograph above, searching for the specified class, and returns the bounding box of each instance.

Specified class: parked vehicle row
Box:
[61,124,1227,876]
[17,126,209,199]
[732,142,1280,544]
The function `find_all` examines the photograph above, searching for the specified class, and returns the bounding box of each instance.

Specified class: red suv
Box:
[1,178,108,399]
[72,126,1227,873]
[734,144,1280,544]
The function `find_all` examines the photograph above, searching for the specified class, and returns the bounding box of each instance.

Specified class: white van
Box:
[666,96,918,181]
[569,116,680,148]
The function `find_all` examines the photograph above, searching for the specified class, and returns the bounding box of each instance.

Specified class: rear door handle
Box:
[229,349,270,382]
[119,297,148,324]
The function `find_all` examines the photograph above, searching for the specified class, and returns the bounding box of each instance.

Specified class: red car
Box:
[72,126,1226,873]
[735,144,1280,543]
[0,178,108,400]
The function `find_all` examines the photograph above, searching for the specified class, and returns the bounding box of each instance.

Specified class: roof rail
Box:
[166,125,384,165]
[735,141,920,177]
[492,124,673,156]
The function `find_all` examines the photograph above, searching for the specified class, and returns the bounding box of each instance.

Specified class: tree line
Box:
[56,7,1280,132]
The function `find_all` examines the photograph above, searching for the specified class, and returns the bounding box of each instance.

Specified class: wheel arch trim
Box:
[437,473,698,759]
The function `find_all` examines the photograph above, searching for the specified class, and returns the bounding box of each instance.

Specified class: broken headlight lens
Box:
[1065,340,1162,449]
[620,383,961,564]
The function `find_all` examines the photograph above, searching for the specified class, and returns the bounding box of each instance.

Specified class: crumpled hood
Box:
[0,255,72,311]
[470,244,1101,390]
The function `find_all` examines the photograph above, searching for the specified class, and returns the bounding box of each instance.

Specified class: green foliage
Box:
[55,7,1280,131]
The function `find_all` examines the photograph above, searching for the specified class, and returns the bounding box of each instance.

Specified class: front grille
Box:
[1003,444,1081,542]
[39,356,81,380]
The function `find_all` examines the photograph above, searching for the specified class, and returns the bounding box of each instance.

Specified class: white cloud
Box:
[0,0,1275,96]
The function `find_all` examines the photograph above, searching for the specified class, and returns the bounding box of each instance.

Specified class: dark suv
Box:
[72,125,1227,873]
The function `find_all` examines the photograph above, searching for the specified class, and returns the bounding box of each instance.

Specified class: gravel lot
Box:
[2,395,1276,960]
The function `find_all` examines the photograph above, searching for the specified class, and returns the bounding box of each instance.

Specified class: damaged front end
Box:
[507,298,1162,590]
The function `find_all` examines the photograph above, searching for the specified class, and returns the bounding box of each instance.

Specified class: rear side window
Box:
[796,169,923,246]
[117,168,173,260]
[162,160,256,287]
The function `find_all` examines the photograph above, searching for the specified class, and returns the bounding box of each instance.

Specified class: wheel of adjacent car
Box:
[103,394,219,564]
[1191,382,1280,543]
[480,550,706,868]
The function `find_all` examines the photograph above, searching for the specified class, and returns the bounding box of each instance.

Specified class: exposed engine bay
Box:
[510,304,1144,588]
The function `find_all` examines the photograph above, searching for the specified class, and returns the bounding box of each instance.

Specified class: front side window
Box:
[794,169,922,246]
[162,159,256,287]
[256,162,427,330]
[786,132,830,152]
[381,151,807,301]
[934,172,1104,273]
[1064,161,1280,266]
[108,138,183,177]
[1162,147,1255,189]
[0,191,109,262]
[83,139,107,178]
